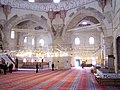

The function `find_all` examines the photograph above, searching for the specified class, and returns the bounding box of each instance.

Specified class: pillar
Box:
[104,36,113,55]
[104,36,114,72]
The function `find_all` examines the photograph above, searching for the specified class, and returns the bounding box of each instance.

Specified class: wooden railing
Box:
[22,62,49,69]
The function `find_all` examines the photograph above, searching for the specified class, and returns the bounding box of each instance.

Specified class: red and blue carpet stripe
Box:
[0,68,120,90]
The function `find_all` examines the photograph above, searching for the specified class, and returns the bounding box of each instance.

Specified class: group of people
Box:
[0,62,13,74]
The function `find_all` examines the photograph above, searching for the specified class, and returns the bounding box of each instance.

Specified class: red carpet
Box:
[0,67,120,90]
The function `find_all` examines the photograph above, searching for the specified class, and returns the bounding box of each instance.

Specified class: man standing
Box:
[36,63,39,73]
[52,63,54,71]
[9,63,13,73]
[3,63,7,74]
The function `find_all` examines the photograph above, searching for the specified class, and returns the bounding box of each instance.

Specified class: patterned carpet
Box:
[0,67,120,90]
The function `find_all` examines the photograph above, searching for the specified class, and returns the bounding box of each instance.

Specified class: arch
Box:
[5,14,48,31]
[62,7,107,37]
[3,14,52,49]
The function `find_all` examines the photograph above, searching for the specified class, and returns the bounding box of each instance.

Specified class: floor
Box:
[0,67,120,90]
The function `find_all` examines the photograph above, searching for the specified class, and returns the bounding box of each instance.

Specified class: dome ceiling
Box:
[37,0,67,3]
[23,0,67,3]
[0,0,98,12]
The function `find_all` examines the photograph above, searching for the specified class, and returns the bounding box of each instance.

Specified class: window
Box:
[28,0,35,2]
[23,58,27,62]
[32,38,34,45]
[24,37,27,43]
[11,31,15,39]
[39,39,44,46]
[92,57,96,65]
[53,0,60,3]
[89,37,94,44]
[75,37,80,45]
[82,21,87,25]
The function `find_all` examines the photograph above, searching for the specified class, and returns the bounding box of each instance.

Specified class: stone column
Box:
[16,32,20,50]
[104,36,114,72]
[3,23,10,50]
[104,36,113,55]
[52,36,63,70]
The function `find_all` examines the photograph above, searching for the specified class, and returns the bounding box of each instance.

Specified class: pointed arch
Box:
[3,14,52,49]
[5,14,48,31]
[62,7,107,37]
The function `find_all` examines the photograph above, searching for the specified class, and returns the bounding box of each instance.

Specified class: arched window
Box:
[28,0,35,2]
[23,58,27,62]
[11,31,15,39]
[24,37,27,43]
[53,0,60,3]
[32,38,34,45]
[75,37,80,45]
[89,37,94,44]
[39,39,44,46]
